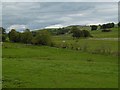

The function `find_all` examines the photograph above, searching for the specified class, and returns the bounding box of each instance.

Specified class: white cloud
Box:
[2,2,118,32]
[7,24,27,32]
[68,13,84,17]
[45,24,64,29]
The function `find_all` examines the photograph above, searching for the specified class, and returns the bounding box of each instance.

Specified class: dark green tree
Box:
[71,26,84,39]
[20,29,33,44]
[100,23,115,29]
[8,29,20,42]
[90,25,98,31]
[32,30,52,46]
[118,22,120,27]
[0,27,7,42]
[56,28,70,35]
[82,30,91,37]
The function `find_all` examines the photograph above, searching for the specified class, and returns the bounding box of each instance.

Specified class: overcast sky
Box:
[1,0,120,2]
[2,2,118,32]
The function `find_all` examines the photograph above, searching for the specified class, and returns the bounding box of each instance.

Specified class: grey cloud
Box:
[2,0,120,2]
[2,2,118,31]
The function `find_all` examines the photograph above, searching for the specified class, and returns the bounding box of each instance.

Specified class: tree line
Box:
[90,22,120,31]
[0,28,53,46]
[0,22,119,45]
[0,26,92,45]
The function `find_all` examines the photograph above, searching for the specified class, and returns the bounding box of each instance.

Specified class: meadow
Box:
[2,27,119,88]
[0,44,2,89]
[52,27,118,56]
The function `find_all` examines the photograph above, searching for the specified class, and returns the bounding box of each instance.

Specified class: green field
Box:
[90,27,118,38]
[0,44,2,89]
[1,1,119,88]
[52,27,118,55]
[2,27,119,88]
[2,42,118,88]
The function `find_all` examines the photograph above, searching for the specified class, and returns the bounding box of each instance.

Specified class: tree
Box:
[82,30,91,37]
[20,29,33,44]
[8,29,20,42]
[32,30,52,46]
[100,24,107,29]
[90,25,98,31]
[71,26,84,39]
[56,28,70,35]
[100,23,115,29]
[0,27,7,42]
[111,22,115,28]
[118,22,120,27]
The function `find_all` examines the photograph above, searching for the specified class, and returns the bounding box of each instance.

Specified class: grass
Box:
[2,42,118,88]
[0,44,2,89]
[52,36,118,55]
[2,27,119,88]
[52,27,119,56]
[90,27,118,38]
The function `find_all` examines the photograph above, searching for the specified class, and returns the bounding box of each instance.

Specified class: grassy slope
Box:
[2,42,118,88]
[52,28,118,53]
[90,27,118,38]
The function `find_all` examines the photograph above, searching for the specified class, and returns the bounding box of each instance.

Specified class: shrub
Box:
[82,30,91,37]
[20,29,33,44]
[8,29,20,42]
[32,30,52,46]
[90,25,98,31]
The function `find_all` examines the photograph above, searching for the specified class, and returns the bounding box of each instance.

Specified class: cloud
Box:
[7,24,27,32]
[45,24,64,29]
[2,2,118,32]
[1,0,120,2]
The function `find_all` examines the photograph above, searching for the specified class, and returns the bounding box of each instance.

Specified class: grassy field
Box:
[90,27,118,38]
[52,28,119,55]
[0,44,2,89]
[2,42,118,88]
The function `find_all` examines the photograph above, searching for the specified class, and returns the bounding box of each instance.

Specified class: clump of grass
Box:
[111,51,120,56]
[81,44,88,52]
[91,45,112,55]
[86,58,93,62]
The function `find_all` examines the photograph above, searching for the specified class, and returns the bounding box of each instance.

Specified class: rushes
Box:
[52,41,118,56]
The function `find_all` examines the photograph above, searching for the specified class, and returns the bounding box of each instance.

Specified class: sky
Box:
[1,0,120,2]
[1,1,119,32]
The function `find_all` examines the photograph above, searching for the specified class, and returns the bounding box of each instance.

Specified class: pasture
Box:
[52,28,119,56]
[2,41,118,88]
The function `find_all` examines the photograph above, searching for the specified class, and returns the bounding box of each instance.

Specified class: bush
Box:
[8,29,20,42]
[32,30,52,46]
[0,27,7,42]
[82,30,91,37]
[90,25,98,31]
[20,29,33,44]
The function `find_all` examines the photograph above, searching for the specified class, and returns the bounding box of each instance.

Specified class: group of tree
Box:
[46,27,70,35]
[0,27,7,42]
[8,29,53,46]
[31,30,52,45]
[56,28,70,35]
[70,26,92,39]
[90,25,98,31]
[90,22,115,31]
[118,22,120,27]
[100,23,115,29]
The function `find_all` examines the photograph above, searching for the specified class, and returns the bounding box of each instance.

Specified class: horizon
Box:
[1,22,118,33]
